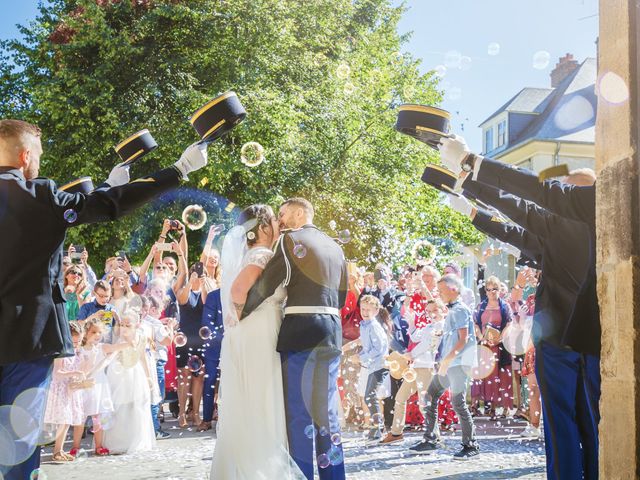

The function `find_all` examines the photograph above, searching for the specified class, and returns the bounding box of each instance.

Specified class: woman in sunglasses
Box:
[63,266,91,321]
[471,275,514,420]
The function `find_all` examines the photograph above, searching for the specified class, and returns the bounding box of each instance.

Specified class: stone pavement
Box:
[38,416,546,479]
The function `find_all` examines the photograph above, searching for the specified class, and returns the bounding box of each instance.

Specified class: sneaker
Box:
[409,439,439,454]
[366,428,382,442]
[453,443,480,460]
[379,432,404,445]
[520,424,541,438]
[156,430,171,440]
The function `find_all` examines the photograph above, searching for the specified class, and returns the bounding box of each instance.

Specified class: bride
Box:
[211,204,304,479]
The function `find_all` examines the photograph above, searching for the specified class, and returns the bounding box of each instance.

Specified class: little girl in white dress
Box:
[103,310,158,454]
[70,314,131,457]
[44,321,86,462]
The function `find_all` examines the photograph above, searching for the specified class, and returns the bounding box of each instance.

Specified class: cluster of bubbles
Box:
[532,50,551,70]
[487,42,501,56]
[181,204,207,231]
[240,142,265,168]
[401,367,417,383]
[335,62,356,96]
[0,388,45,469]
[444,50,472,71]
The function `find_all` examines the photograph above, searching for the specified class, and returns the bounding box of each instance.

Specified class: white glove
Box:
[106,162,130,187]
[174,142,208,180]
[448,193,474,217]
[438,134,469,175]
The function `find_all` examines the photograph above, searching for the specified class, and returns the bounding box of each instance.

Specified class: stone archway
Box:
[596,0,640,478]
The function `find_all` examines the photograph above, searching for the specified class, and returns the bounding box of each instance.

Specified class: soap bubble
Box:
[469,345,497,380]
[343,82,355,95]
[319,426,329,437]
[386,360,400,373]
[174,332,187,347]
[181,204,207,231]
[392,51,403,64]
[63,209,77,223]
[338,229,351,244]
[331,432,342,445]
[487,43,500,56]
[501,323,530,356]
[199,326,212,340]
[444,50,462,69]
[317,453,330,468]
[75,448,88,462]
[293,244,307,259]
[433,65,447,78]
[459,56,472,71]
[240,142,265,167]
[532,51,551,70]
[336,63,350,80]
[597,71,630,105]
[30,469,47,480]
[328,220,337,231]
[553,95,595,131]
[304,425,316,439]
[447,87,462,101]
[402,368,417,383]
[187,355,203,373]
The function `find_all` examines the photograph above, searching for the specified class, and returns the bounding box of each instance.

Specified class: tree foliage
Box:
[0,0,483,270]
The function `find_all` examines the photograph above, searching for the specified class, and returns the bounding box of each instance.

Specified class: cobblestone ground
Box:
[39,416,545,480]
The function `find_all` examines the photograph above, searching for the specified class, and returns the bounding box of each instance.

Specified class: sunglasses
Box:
[486,288,499,292]
[155,266,168,270]
[67,271,82,276]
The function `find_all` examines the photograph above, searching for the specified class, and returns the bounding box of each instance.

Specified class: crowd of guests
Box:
[45,216,541,464]
[45,218,224,461]
[339,253,541,459]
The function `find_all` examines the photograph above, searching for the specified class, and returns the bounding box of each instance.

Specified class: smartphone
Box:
[102,310,114,326]
[116,250,128,261]
[194,261,204,277]
[155,242,173,252]
[169,219,182,231]
[70,245,85,261]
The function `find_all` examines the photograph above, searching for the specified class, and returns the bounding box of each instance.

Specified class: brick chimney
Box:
[550,53,579,88]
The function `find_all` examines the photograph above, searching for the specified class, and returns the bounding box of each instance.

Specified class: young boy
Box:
[381,298,447,444]
[409,274,479,460]
[352,295,390,441]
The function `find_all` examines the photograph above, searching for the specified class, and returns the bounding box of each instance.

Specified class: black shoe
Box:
[409,439,439,454]
[453,443,480,460]
[156,430,171,440]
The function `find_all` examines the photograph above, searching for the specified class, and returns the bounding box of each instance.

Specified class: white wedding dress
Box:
[211,245,304,480]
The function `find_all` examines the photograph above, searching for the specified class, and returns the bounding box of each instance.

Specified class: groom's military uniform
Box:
[242,224,348,480]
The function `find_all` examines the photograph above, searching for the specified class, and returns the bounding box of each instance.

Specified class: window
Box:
[484,128,494,153]
[497,120,507,147]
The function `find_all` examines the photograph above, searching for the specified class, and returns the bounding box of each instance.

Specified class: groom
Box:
[242,197,348,480]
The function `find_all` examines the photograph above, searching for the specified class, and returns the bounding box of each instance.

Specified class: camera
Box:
[193,261,204,278]
[169,220,182,231]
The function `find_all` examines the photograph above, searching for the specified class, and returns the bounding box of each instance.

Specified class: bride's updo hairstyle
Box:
[237,204,275,247]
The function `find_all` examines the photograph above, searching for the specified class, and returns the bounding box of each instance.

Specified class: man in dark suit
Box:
[242,197,348,480]
[439,134,599,480]
[0,119,208,479]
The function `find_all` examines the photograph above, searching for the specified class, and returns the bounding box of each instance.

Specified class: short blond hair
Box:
[360,294,381,309]
[281,197,314,221]
[485,275,501,289]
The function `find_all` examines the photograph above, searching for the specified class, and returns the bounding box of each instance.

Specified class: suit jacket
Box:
[0,166,181,365]
[468,159,599,355]
[241,224,348,354]
[471,208,543,269]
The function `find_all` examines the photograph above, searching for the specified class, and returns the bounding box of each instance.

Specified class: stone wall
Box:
[596,0,640,478]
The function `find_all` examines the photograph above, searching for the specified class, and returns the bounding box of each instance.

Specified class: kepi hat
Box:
[421,164,457,193]
[114,129,158,165]
[190,91,247,144]
[59,176,94,194]
[395,104,451,149]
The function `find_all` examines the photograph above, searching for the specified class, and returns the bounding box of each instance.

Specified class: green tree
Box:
[0,0,483,270]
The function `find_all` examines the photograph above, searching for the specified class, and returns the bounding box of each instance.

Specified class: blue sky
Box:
[0,0,599,151]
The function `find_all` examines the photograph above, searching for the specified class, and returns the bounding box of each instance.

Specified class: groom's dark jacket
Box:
[241,224,348,355]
